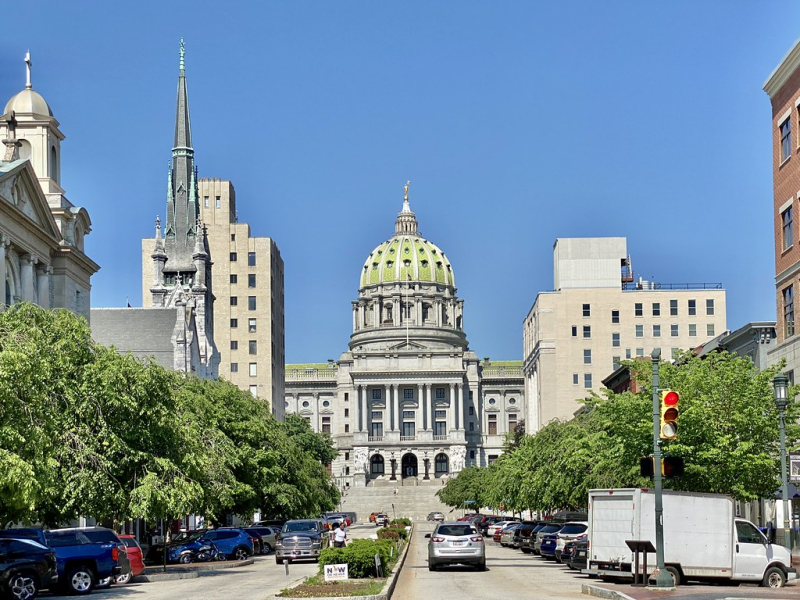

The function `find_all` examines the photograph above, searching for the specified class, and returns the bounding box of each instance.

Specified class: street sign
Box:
[790,453,800,483]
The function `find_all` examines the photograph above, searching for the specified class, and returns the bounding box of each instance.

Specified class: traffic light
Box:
[659,390,679,439]
[640,456,654,477]
[661,456,685,477]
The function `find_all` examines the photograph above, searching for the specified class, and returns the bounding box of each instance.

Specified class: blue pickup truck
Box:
[0,528,119,595]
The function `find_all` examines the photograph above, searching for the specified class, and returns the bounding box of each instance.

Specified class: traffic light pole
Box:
[651,349,673,588]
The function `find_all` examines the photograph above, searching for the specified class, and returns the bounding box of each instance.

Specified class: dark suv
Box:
[0,538,58,600]
[512,521,538,551]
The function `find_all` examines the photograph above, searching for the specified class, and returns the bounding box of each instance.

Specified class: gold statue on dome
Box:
[404,180,410,202]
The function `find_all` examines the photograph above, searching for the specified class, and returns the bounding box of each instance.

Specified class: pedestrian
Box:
[333,522,347,548]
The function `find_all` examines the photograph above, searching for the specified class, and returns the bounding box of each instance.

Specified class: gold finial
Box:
[404,180,410,202]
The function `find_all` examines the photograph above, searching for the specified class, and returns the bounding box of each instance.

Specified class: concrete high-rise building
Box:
[0,52,99,319]
[523,237,726,432]
[196,178,285,418]
[764,40,800,382]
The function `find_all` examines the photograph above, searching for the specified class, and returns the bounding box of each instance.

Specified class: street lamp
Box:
[774,374,790,548]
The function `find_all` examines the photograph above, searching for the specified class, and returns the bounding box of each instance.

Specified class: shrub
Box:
[377,528,400,542]
[391,518,412,527]
[386,525,408,540]
[318,539,394,578]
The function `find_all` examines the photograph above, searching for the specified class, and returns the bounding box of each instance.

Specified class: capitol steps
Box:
[339,480,457,523]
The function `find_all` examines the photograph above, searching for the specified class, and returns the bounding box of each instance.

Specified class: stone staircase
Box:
[340,479,456,523]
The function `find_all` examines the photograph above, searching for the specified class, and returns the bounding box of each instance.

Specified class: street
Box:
[391,522,588,600]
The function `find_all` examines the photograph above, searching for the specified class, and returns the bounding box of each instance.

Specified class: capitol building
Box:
[285,187,524,489]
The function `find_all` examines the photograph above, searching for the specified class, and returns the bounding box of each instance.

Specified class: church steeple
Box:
[165,37,198,250]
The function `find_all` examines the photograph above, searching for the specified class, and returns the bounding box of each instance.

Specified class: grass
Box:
[276,574,386,597]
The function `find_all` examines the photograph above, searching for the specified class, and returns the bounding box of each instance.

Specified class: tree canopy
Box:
[439,351,800,513]
[0,303,338,526]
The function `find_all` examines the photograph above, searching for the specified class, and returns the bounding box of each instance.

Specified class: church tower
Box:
[149,40,218,378]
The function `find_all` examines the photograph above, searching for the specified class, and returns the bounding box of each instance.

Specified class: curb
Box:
[582,583,637,600]
[134,558,255,583]
[274,527,414,600]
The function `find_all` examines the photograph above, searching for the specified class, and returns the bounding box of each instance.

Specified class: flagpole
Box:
[406,275,410,347]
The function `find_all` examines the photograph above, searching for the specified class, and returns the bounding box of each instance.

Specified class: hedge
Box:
[318,539,395,578]
[377,528,400,542]
[391,518,412,527]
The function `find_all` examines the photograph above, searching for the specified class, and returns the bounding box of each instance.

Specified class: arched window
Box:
[50,145,58,183]
[435,453,449,475]
[370,454,385,475]
[5,259,17,307]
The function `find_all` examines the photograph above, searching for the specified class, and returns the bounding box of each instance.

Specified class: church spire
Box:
[165,37,198,249]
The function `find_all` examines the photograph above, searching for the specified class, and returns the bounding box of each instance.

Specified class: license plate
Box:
[451,541,465,547]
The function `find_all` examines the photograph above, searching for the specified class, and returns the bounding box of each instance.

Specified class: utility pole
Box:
[651,348,673,588]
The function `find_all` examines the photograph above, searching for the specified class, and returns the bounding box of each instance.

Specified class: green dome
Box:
[361,235,454,287]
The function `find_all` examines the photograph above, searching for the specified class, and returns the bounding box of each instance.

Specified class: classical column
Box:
[448,384,456,431]
[0,236,7,305]
[393,384,401,433]
[359,385,366,432]
[36,265,50,309]
[21,254,36,302]
[460,384,467,432]
[418,384,425,431]
[385,384,392,431]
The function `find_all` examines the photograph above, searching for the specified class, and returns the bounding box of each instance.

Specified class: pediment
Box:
[388,340,426,350]
[0,160,62,242]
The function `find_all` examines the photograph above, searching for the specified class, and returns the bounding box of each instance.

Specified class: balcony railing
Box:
[368,436,383,442]
[433,434,448,441]
[400,436,416,442]
[285,368,337,380]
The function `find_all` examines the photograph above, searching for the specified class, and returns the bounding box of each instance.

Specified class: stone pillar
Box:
[36,265,51,309]
[426,385,433,431]
[357,386,364,432]
[21,254,36,302]
[461,384,467,433]
[0,236,7,306]
[393,384,401,433]
[448,384,456,432]
[385,384,393,430]
[313,393,320,432]
[418,384,424,431]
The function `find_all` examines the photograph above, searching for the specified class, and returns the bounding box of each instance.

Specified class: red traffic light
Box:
[663,391,679,406]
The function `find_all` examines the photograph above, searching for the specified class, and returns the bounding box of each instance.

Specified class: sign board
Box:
[790,453,800,483]
[324,563,348,582]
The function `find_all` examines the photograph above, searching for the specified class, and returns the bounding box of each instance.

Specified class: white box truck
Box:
[587,488,796,587]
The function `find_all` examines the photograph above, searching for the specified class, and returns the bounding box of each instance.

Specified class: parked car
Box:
[554,523,588,563]
[512,521,538,551]
[374,514,389,527]
[520,522,547,553]
[199,529,253,561]
[246,527,278,554]
[116,535,145,582]
[430,512,444,522]
[325,514,352,527]
[55,527,130,589]
[533,523,563,555]
[426,522,485,571]
[486,520,518,538]
[275,520,329,564]
[565,539,588,571]
[0,528,120,595]
[539,533,559,559]
[252,519,286,528]
[145,529,208,564]
[499,523,521,547]
[369,512,379,523]
[0,538,58,600]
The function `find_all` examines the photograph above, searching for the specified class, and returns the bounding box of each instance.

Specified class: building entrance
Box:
[401,453,418,477]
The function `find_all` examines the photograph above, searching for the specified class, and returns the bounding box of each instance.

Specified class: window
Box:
[611,310,620,324]
[571,325,577,337]
[402,410,415,419]
[230,296,238,306]
[706,299,715,316]
[371,454,384,474]
[508,414,517,431]
[785,285,795,337]
[572,373,579,385]
[403,389,414,399]
[203,195,209,208]
[613,356,621,370]
[344,408,349,417]
[784,207,794,251]
[653,325,661,337]
[582,304,591,317]
[612,332,620,347]
[469,406,474,415]
[635,324,644,337]
[635,303,643,317]
[689,324,697,337]
[248,252,256,266]
[469,422,474,431]
[584,349,592,364]
[688,300,696,316]
[321,416,331,434]
[434,421,446,436]
[230,341,238,350]
[230,252,237,262]
[781,118,792,162]
[434,410,446,419]
[670,299,678,316]
[230,318,238,328]
[230,274,238,284]
[583,325,591,338]
[249,318,257,333]
[344,424,350,433]
[436,388,445,399]
[636,348,644,357]
[215,196,221,209]
[231,234,236,241]
[652,303,661,317]
[707,323,716,336]
[248,274,256,288]
[249,340,257,354]
[372,389,381,400]
[488,414,497,435]
[671,324,679,337]
[248,296,256,310]
[230,363,238,373]
[584,373,592,388]
[469,450,475,460]
[249,363,257,376]
[435,453,449,474]
[371,410,382,419]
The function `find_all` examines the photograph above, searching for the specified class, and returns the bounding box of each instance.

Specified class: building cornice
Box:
[764,39,800,99]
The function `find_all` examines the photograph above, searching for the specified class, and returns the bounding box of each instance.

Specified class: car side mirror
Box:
[425,534,431,538]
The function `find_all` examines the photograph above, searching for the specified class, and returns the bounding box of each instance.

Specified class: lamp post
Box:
[774,374,791,548]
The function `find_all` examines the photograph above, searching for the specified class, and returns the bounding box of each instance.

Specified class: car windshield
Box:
[539,524,561,534]
[560,524,586,535]
[436,525,477,537]
[283,521,317,533]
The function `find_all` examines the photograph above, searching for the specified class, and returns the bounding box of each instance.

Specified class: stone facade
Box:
[286,191,524,489]
[0,53,99,319]
[523,237,727,432]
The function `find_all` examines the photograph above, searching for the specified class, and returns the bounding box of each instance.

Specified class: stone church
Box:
[285,186,524,492]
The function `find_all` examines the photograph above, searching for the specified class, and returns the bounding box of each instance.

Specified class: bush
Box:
[318,539,394,578]
[377,528,400,542]
[391,518,411,527]
[386,525,408,540]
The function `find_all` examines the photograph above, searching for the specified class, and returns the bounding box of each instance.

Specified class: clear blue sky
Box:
[2,2,798,364]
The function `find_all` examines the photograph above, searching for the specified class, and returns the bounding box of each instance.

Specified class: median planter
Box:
[276,527,412,599]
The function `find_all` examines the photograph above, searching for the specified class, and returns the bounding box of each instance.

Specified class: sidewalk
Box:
[584,580,799,600]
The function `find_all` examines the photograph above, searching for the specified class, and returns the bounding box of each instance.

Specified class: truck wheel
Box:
[665,566,681,586]
[762,566,786,588]
[8,571,39,600]
[66,565,94,595]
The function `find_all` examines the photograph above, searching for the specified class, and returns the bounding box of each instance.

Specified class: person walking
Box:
[333,522,347,548]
